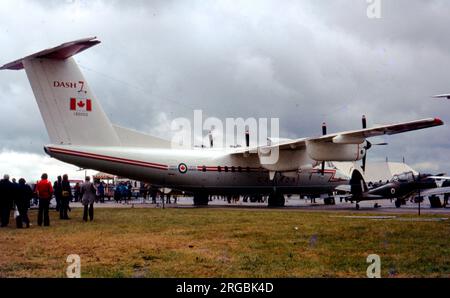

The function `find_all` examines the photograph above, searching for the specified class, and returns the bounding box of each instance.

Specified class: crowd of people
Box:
[0,173,98,228]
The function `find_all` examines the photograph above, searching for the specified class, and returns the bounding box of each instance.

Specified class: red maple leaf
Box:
[77,100,85,108]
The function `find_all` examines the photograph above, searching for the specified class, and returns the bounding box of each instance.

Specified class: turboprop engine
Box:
[306,140,366,162]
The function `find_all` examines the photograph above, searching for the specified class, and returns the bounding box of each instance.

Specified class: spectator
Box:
[16,178,32,228]
[81,176,96,222]
[119,183,127,203]
[53,176,63,212]
[150,186,157,204]
[60,174,72,220]
[139,183,147,203]
[97,181,105,203]
[11,177,21,226]
[127,182,132,203]
[74,182,81,202]
[36,173,53,226]
[0,174,14,227]
[114,184,121,203]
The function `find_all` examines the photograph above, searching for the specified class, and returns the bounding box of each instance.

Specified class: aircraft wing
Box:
[233,117,443,154]
[335,185,351,192]
[432,94,450,99]
[304,117,443,145]
[428,176,450,180]
[417,187,450,197]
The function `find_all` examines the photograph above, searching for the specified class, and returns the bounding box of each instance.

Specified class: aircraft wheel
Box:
[395,200,401,208]
[193,193,209,206]
[268,192,285,207]
[356,203,360,210]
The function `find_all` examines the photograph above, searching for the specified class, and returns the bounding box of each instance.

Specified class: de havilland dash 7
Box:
[0,37,444,206]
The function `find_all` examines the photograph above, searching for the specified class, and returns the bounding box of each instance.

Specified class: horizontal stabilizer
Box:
[0,37,100,70]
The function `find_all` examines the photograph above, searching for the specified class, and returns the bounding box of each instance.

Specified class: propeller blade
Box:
[361,116,368,173]
[362,155,367,173]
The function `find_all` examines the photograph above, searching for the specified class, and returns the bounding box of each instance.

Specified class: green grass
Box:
[0,207,449,277]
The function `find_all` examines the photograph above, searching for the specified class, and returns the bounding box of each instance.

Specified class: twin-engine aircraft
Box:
[0,37,444,206]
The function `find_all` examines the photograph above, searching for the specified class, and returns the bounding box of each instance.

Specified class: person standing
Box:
[97,181,105,203]
[0,174,14,227]
[81,176,96,222]
[60,174,72,220]
[127,182,132,203]
[53,176,62,212]
[16,178,32,228]
[74,182,81,202]
[36,173,53,226]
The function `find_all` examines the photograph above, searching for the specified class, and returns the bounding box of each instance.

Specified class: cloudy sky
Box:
[0,0,449,181]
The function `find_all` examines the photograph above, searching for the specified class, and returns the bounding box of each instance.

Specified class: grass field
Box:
[0,207,449,278]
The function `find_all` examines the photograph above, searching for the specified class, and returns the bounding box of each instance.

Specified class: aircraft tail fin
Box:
[350,169,368,198]
[0,37,121,146]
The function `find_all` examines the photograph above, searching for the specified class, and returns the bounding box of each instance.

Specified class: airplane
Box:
[343,171,450,209]
[0,37,444,207]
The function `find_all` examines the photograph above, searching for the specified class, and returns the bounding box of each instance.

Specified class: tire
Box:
[268,192,285,207]
[193,193,209,206]
[395,200,401,208]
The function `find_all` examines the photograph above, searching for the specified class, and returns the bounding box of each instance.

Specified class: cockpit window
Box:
[391,171,414,183]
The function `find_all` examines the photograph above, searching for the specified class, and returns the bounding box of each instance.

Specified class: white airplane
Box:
[0,37,444,206]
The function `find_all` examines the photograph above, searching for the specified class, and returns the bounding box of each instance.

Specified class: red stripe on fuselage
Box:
[47,147,168,170]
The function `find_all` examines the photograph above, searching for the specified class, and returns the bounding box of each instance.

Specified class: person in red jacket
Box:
[36,173,53,226]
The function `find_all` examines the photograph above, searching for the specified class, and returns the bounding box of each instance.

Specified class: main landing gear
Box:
[193,193,209,206]
[355,203,360,210]
[268,192,285,207]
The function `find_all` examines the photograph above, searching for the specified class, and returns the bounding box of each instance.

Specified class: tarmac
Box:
[64,195,450,215]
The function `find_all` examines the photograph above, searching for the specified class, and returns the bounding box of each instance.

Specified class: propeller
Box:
[321,122,327,175]
[361,115,388,173]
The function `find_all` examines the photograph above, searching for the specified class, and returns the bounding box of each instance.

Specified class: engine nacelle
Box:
[306,140,365,161]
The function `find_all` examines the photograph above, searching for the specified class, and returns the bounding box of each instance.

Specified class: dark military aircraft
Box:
[345,171,450,209]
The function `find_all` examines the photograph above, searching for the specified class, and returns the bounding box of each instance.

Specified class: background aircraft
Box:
[0,37,444,207]
[344,171,450,209]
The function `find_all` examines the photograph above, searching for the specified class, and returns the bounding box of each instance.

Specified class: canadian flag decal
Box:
[70,98,92,112]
